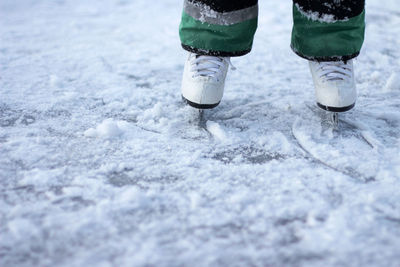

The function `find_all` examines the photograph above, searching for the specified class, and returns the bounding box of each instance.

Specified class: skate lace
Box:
[317,61,353,82]
[190,54,234,81]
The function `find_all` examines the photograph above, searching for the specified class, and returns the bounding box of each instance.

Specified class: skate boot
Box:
[181,53,231,109]
[309,60,356,113]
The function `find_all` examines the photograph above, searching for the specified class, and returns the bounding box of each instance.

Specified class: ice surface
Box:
[206,121,228,142]
[1,1,400,267]
[384,72,400,92]
[84,119,129,139]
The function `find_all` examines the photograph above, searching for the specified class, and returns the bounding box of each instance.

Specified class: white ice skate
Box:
[309,60,356,113]
[309,60,356,126]
[181,53,231,109]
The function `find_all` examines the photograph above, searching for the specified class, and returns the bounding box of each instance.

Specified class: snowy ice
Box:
[1,0,400,267]
[84,119,129,139]
[384,72,400,92]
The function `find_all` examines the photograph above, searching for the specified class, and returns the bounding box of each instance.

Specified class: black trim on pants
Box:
[293,0,365,20]
[291,45,360,62]
[182,44,252,57]
[188,0,258,12]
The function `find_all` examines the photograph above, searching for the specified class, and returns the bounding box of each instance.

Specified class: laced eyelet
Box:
[188,54,230,80]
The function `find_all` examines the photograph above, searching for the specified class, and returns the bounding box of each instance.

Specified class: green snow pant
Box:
[179,0,365,61]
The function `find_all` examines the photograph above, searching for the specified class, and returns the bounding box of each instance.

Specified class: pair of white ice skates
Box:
[181,53,356,113]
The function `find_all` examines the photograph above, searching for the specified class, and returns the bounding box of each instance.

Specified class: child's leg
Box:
[179,0,258,57]
[291,0,365,61]
[291,1,366,114]
[179,1,258,109]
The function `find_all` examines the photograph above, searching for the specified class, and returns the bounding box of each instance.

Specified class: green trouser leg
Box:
[179,1,365,61]
[179,0,258,57]
[291,0,366,61]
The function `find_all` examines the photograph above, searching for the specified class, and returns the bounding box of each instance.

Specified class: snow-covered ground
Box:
[1,1,400,266]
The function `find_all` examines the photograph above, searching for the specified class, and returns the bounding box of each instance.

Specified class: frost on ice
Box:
[84,119,129,139]
[1,0,400,267]
[384,72,400,92]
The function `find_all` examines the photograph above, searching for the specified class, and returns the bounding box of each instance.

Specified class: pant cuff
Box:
[181,44,251,57]
[291,45,360,62]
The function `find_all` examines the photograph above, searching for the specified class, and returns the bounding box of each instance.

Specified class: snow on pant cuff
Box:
[179,0,258,57]
[291,3,365,62]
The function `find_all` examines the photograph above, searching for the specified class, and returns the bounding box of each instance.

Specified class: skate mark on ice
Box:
[306,103,376,149]
[274,215,308,227]
[99,56,113,72]
[119,72,142,81]
[354,106,400,144]
[292,120,378,182]
[77,97,106,110]
[212,145,286,164]
[292,105,381,182]
[52,196,95,210]
[0,99,105,128]
[0,106,41,127]
[0,104,27,127]
[340,118,382,150]
[155,105,212,141]
[107,170,181,189]
[371,199,400,227]
[292,128,376,182]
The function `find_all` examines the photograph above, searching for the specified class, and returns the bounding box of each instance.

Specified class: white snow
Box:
[1,1,400,267]
[384,72,400,92]
[84,118,129,139]
[206,120,228,142]
[295,3,347,23]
